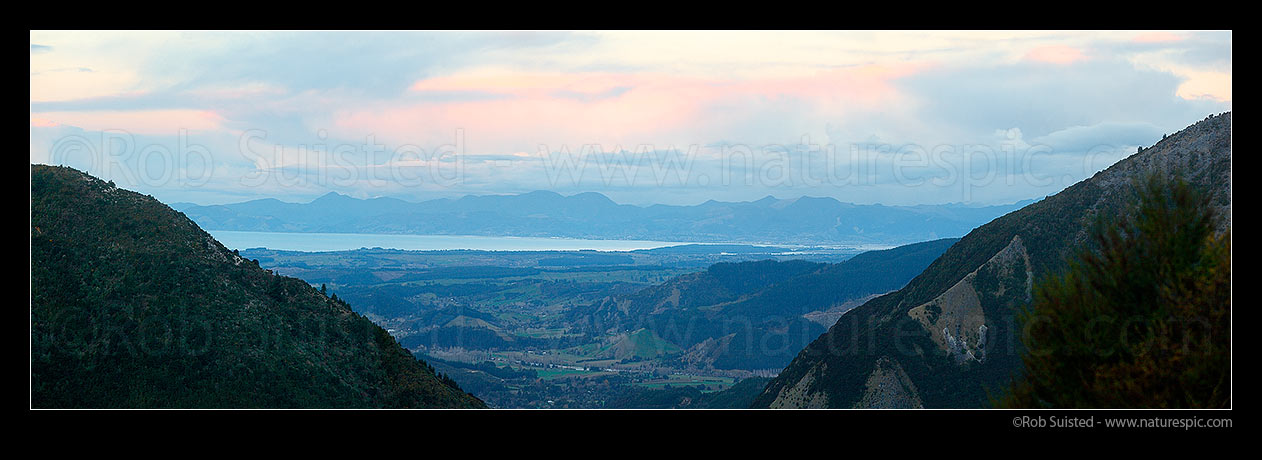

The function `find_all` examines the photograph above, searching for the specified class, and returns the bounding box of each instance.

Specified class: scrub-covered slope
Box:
[753,112,1231,408]
[31,165,485,408]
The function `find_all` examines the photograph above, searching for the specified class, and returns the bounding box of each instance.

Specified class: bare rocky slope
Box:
[751,112,1231,408]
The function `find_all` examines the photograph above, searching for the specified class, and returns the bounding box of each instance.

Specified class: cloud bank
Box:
[30,30,1231,206]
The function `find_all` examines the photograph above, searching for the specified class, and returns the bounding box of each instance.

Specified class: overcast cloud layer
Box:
[30,30,1231,206]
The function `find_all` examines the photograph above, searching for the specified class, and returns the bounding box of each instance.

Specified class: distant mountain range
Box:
[171,191,1033,246]
[751,112,1231,408]
[31,164,485,408]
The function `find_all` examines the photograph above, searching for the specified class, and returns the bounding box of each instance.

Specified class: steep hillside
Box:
[575,259,825,331]
[568,238,957,371]
[752,112,1232,408]
[30,165,485,408]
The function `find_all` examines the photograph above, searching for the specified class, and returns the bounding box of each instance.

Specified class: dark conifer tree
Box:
[1000,172,1230,408]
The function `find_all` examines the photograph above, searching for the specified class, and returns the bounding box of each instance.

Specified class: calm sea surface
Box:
[207,230,698,252]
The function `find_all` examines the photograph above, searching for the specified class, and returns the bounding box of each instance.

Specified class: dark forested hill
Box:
[752,112,1232,408]
[30,165,485,408]
[567,238,957,371]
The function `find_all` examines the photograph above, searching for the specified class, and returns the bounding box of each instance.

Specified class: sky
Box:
[30,30,1231,207]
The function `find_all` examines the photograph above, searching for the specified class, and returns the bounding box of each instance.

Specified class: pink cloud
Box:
[1024,45,1086,65]
[410,72,638,99]
[335,63,927,151]
[30,117,60,128]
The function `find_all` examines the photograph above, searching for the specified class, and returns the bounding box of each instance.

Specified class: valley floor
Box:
[239,241,948,408]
